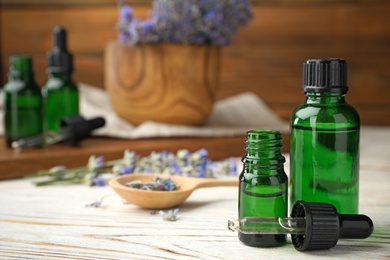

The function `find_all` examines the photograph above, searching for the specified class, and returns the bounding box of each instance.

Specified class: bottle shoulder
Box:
[239,169,288,183]
[4,80,25,92]
[4,80,40,94]
[43,76,78,91]
[291,102,360,128]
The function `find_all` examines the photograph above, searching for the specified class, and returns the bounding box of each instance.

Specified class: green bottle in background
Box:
[3,55,43,148]
[290,58,360,214]
[238,130,288,247]
[42,26,79,133]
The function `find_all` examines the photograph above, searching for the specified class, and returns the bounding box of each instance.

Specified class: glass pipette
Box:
[228,201,374,251]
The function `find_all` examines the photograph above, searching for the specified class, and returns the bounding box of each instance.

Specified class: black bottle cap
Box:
[60,115,105,146]
[302,58,348,93]
[290,201,374,251]
[47,26,73,74]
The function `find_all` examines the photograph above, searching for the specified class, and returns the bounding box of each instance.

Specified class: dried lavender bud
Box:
[120,5,133,24]
[87,155,104,172]
[159,208,179,221]
[125,176,179,191]
[93,176,106,187]
[112,164,133,175]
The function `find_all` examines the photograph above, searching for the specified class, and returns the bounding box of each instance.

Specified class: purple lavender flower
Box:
[93,176,106,187]
[197,148,208,158]
[113,164,133,175]
[48,165,66,174]
[120,5,133,24]
[117,0,253,46]
[87,155,104,172]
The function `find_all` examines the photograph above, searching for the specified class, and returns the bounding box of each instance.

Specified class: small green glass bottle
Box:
[3,55,43,147]
[290,58,360,214]
[238,130,288,247]
[42,26,79,133]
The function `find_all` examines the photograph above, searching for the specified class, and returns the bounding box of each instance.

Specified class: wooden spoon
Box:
[109,174,238,209]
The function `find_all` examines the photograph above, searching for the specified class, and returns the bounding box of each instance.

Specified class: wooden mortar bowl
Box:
[104,41,221,126]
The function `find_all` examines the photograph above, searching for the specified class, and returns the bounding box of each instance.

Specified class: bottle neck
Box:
[242,130,285,174]
[305,92,346,105]
[8,56,35,83]
[23,72,35,82]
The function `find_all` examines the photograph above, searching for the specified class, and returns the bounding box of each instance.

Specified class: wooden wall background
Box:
[1,0,390,125]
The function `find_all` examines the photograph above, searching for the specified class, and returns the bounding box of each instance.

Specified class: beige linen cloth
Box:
[0,83,289,138]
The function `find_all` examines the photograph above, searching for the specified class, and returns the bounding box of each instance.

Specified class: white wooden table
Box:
[0,127,389,259]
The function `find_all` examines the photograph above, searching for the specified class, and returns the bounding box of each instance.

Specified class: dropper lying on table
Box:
[11,115,105,149]
[228,201,374,251]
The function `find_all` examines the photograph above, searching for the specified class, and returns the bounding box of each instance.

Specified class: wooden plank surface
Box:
[0,126,388,259]
[1,1,390,125]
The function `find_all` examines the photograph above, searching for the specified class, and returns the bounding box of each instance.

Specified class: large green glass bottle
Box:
[238,130,288,247]
[42,26,79,133]
[3,55,43,147]
[290,58,360,214]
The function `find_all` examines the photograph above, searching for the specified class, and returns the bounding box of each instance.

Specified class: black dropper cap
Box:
[290,201,374,251]
[60,116,105,146]
[302,58,348,94]
[47,26,73,74]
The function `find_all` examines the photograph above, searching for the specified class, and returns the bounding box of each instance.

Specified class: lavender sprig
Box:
[29,149,238,187]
